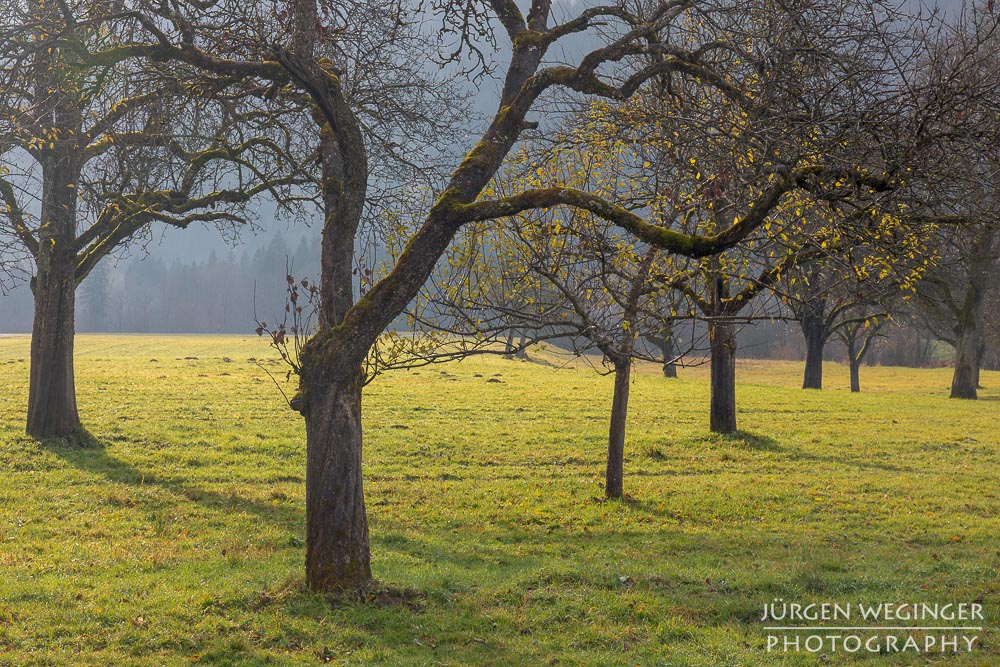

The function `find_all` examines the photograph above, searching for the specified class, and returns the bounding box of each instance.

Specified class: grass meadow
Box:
[0,334,997,666]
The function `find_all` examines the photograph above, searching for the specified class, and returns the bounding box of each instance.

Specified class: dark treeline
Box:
[0,234,319,334]
[3,239,996,375]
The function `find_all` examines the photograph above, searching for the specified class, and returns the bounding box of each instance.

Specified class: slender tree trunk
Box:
[974,343,985,390]
[504,328,515,359]
[515,333,528,359]
[26,157,82,438]
[658,333,678,378]
[846,338,861,393]
[709,320,737,434]
[606,359,631,499]
[302,365,371,591]
[801,315,826,390]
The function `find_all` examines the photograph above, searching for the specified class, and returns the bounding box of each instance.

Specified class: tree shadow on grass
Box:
[38,428,301,529]
[719,428,918,474]
[722,430,781,451]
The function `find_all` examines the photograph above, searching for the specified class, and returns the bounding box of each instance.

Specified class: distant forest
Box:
[0,231,995,372]
[0,234,319,335]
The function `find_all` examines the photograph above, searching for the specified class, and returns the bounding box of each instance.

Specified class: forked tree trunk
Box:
[709,321,737,434]
[295,75,373,591]
[26,158,82,438]
[605,359,631,499]
[302,365,371,591]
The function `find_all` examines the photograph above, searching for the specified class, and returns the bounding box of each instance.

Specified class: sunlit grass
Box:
[0,334,997,665]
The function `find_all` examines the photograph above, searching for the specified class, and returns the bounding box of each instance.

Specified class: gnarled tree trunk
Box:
[949,230,993,399]
[605,358,631,499]
[27,255,79,438]
[801,312,827,390]
[26,158,82,438]
[302,365,371,591]
[951,312,982,399]
[709,320,737,433]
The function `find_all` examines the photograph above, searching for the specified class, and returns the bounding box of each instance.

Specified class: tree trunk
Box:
[709,320,737,434]
[951,325,981,399]
[950,283,984,400]
[504,328,515,359]
[658,333,678,378]
[27,259,79,438]
[847,338,861,393]
[295,95,372,591]
[801,317,826,390]
[26,157,82,438]
[974,343,985,390]
[605,359,631,499]
[515,333,528,359]
[302,365,371,592]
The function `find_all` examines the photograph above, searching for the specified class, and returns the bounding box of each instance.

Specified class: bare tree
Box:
[914,224,998,398]
[0,1,309,437]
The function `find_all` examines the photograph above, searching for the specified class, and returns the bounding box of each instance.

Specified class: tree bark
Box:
[302,365,371,592]
[975,343,984,389]
[658,333,678,378]
[26,157,82,438]
[515,333,528,359]
[951,317,981,399]
[27,256,79,438]
[846,337,861,393]
[605,359,631,499]
[292,60,373,591]
[709,320,737,434]
[801,314,826,390]
[849,357,861,393]
[950,278,985,399]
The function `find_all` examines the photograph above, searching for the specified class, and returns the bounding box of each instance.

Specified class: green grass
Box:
[0,334,997,666]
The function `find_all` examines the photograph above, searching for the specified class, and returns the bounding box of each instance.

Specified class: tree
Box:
[914,224,998,398]
[897,1,1000,397]
[834,308,889,393]
[0,1,307,437]
[784,224,930,392]
[423,192,676,500]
